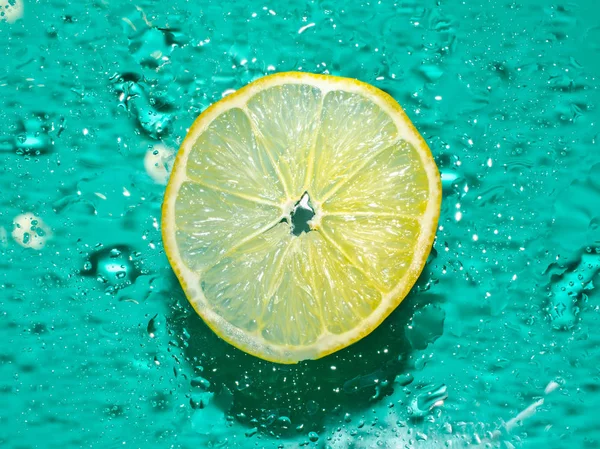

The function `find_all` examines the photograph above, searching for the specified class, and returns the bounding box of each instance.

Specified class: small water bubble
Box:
[308,431,319,442]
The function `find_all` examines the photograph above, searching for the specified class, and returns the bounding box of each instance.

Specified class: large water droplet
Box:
[406,304,446,350]
[0,0,23,23]
[408,384,448,418]
[83,245,141,288]
[12,213,52,250]
[2,119,54,156]
[147,313,164,338]
[545,251,600,330]
[191,376,211,390]
[111,75,174,139]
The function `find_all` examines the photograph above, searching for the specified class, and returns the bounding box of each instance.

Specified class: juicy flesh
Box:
[174,83,429,347]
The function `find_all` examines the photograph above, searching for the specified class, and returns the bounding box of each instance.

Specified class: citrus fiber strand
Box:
[318,227,385,294]
[200,217,285,275]
[302,96,325,193]
[318,139,402,203]
[306,238,327,335]
[264,239,295,302]
[241,105,292,199]
[184,175,281,208]
[322,211,421,221]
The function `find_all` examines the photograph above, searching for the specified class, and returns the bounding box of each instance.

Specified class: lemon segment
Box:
[186,107,285,203]
[310,90,399,201]
[246,84,323,198]
[162,72,441,363]
[174,182,282,272]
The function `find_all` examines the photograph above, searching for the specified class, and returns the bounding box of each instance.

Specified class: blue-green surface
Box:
[1,0,600,448]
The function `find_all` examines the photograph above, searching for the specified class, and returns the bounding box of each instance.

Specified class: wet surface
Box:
[1,0,600,448]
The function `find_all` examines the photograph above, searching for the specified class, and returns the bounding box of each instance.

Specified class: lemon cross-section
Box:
[162,72,441,364]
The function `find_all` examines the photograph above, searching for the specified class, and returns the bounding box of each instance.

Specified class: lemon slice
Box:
[162,72,441,363]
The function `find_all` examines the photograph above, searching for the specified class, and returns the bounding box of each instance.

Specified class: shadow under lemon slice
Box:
[161,72,441,363]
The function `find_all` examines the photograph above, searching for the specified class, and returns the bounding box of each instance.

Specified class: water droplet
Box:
[406,305,446,350]
[394,373,414,387]
[191,376,211,390]
[144,144,174,185]
[9,119,54,155]
[416,432,428,441]
[111,75,174,139]
[82,245,141,289]
[0,0,23,23]
[190,394,205,409]
[147,313,164,338]
[408,384,448,418]
[545,251,600,330]
[277,416,291,426]
[417,64,444,82]
[308,431,319,442]
[12,213,52,249]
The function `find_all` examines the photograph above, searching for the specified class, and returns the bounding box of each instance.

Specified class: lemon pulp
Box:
[162,72,441,363]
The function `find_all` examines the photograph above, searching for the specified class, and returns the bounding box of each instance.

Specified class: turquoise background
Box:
[1,0,600,447]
